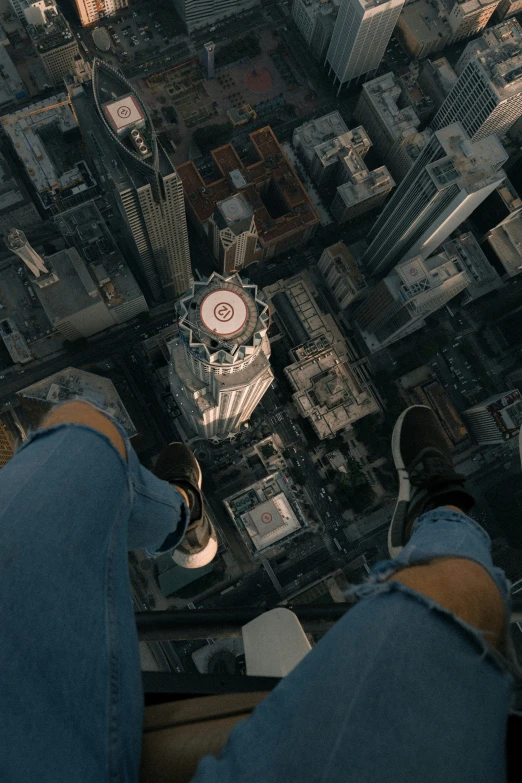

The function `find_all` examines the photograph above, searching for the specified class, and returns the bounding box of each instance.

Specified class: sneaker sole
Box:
[388,405,431,558]
[172,531,218,569]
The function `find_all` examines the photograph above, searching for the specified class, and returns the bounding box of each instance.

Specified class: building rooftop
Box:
[1,94,95,210]
[53,200,145,310]
[425,56,458,95]
[264,272,379,438]
[431,123,507,194]
[336,164,394,208]
[29,10,75,53]
[18,367,136,436]
[293,111,349,161]
[398,1,451,46]
[225,472,304,554]
[313,127,371,167]
[214,192,254,235]
[361,72,422,141]
[439,231,503,301]
[323,242,367,291]
[487,207,522,276]
[31,247,102,324]
[459,19,522,100]
[0,45,27,107]
[177,126,320,249]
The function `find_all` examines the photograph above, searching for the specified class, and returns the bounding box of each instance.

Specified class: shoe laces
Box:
[409,449,461,491]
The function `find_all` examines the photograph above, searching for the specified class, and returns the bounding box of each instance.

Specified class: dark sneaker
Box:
[154,443,217,568]
[388,405,475,558]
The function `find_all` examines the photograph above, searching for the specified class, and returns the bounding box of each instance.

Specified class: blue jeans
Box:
[0,420,520,782]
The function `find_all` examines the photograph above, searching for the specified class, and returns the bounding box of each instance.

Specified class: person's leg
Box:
[0,401,193,782]
[190,407,519,783]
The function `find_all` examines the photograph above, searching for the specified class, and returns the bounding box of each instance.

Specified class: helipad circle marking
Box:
[261,512,272,524]
[200,289,248,336]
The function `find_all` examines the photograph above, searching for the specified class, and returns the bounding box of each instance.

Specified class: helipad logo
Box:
[200,289,248,336]
[261,512,272,524]
[103,94,144,132]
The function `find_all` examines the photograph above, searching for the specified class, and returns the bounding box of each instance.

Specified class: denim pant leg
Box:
[192,509,517,783]
[0,422,189,783]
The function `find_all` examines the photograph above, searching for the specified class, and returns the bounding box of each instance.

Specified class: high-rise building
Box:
[292,0,340,60]
[208,193,258,274]
[354,71,433,181]
[496,0,522,19]
[463,390,522,444]
[318,242,367,308]
[171,0,260,33]
[73,0,128,26]
[445,0,499,42]
[0,44,29,108]
[417,57,458,111]
[361,123,507,278]
[203,42,215,79]
[264,272,379,439]
[9,0,57,24]
[29,11,83,87]
[2,94,97,216]
[168,272,273,441]
[485,207,522,277]
[70,60,192,301]
[355,253,470,350]
[326,0,405,91]
[432,19,522,140]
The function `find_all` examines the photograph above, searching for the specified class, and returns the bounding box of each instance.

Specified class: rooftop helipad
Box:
[200,289,248,336]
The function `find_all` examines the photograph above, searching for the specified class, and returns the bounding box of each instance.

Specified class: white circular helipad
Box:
[200,289,248,336]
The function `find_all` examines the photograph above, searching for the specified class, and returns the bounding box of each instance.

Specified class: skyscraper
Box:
[70,60,192,301]
[73,0,129,27]
[172,0,260,33]
[168,272,273,441]
[432,20,522,140]
[463,390,522,445]
[361,123,507,277]
[326,0,404,92]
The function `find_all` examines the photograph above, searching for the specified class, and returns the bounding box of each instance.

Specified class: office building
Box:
[330,158,394,222]
[440,232,503,303]
[318,242,367,308]
[326,0,404,90]
[73,0,129,27]
[463,390,522,444]
[178,127,319,263]
[294,111,352,168]
[397,0,499,58]
[225,471,306,557]
[362,123,507,278]
[432,19,522,140]
[0,317,31,363]
[208,193,258,274]
[203,42,215,79]
[0,45,28,108]
[485,207,522,277]
[292,0,340,60]
[9,0,57,24]
[70,59,192,301]
[168,272,273,441]
[496,0,522,19]
[418,57,458,111]
[355,252,471,351]
[0,149,41,234]
[171,0,260,33]
[28,11,83,87]
[18,367,136,436]
[264,273,379,439]
[354,72,433,181]
[396,365,469,450]
[1,94,97,215]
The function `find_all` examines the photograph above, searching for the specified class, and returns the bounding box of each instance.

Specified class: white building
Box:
[73,0,129,27]
[354,72,433,181]
[362,123,507,278]
[171,0,260,33]
[208,193,258,274]
[432,19,522,141]
[355,253,471,351]
[326,0,405,91]
[168,272,273,440]
[9,0,57,24]
[463,390,522,445]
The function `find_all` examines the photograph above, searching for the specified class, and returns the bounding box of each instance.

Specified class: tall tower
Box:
[432,20,522,141]
[73,0,129,27]
[169,272,273,441]
[326,0,404,92]
[203,42,215,79]
[6,228,58,288]
[72,60,192,301]
[361,123,507,278]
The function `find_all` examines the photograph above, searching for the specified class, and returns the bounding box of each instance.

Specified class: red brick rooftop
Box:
[177,126,320,247]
